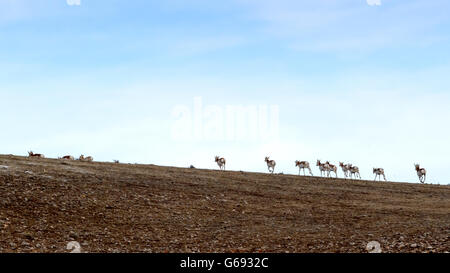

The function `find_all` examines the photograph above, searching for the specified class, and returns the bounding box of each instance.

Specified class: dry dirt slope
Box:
[0,154,449,253]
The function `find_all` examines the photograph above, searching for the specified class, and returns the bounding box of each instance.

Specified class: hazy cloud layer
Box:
[1,0,449,184]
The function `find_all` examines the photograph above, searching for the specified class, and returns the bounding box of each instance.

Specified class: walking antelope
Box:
[339,162,351,178]
[325,161,338,178]
[265,156,276,174]
[316,160,327,177]
[79,155,93,162]
[28,151,45,158]
[373,168,386,181]
[215,156,226,171]
[414,164,426,183]
[295,160,313,176]
[349,164,361,179]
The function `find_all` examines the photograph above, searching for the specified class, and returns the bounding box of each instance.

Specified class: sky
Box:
[1,0,450,184]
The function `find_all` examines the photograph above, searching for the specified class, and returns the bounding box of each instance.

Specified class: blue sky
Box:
[1,0,450,184]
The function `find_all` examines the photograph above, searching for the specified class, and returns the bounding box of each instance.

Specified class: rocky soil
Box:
[0,155,448,253]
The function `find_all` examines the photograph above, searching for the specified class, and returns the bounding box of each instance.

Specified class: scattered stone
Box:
[68,231,79,240]
[0,154,449,253]
[22,233,34,240]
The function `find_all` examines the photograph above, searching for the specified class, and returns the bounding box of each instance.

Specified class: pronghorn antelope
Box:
[79,155,93,162]
[114,160,120,164]
[28,151,45,158]
[339,162,351,178]
[295,160,313,176]
[265,156,276,174]
[215,156,226,171]
[414,164,426,183]
[373,168,386,181]
[316,160,327,177]
[349,164,361,179]
[325,161,338,178]
[60,155,75,160]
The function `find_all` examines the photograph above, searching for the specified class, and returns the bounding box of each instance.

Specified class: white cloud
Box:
[170,35,245,56]
[66,0,81,6]
[238,0,449,52]
[2,67,450,184]
[367,0,382,6]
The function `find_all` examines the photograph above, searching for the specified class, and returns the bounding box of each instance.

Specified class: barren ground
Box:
[0,154,448,253]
